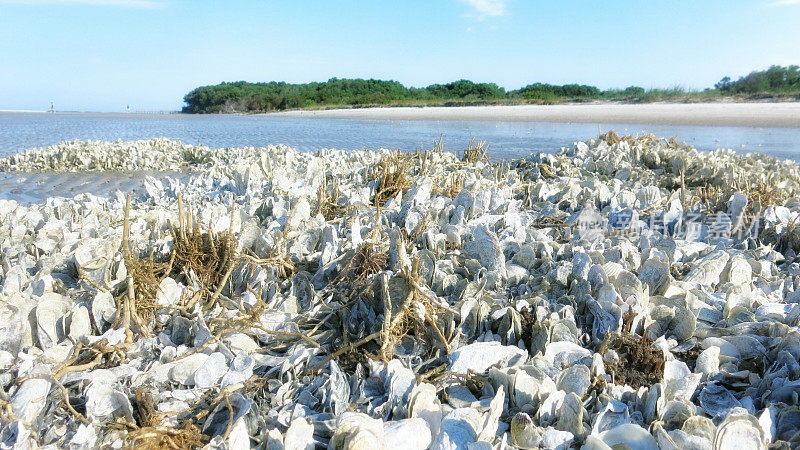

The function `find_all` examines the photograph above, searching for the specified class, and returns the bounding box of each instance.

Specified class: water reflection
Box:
[1,112,799,161]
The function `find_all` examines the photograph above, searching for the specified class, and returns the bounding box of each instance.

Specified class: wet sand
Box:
[0,171,189,204]
[271,102,800,127]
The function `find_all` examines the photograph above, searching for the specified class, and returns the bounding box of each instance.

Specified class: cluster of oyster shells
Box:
[1,133,800,449]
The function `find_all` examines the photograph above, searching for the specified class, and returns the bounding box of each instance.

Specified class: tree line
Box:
[714,65,800,94]
[182,65,800,113]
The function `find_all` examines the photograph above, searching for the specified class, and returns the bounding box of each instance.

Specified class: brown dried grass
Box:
[461,137,489,164]
[372,151,413,206]
[433,173,464,199]
[600,332,664,389]
[380,255,452,361]
[412,135,444,176]
[316,172,343,220]
[603,130,621,146]
[241,233,295,280]
[122,389,208,450]
[126,256,169,323]
[539,163,558,179]
[335,241,389,285]
[170,195,238,289]
[695,179,787,215]
[121,195,170,336]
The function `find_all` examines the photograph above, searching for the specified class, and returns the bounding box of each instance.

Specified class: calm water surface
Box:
[2,112,800,161]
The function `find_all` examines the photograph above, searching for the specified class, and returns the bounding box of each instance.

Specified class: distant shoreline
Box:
[266,102,800,128]
[0,109,49,113]
[4,102,800,128]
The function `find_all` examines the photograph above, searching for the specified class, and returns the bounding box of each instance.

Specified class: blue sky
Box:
[1,0,798,111]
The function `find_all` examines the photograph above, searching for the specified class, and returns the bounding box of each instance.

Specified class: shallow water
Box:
[2,111,800,160]
[0,171,190,203]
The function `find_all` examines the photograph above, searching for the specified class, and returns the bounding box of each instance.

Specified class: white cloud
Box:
[0,0,163,7]
[459,0,510,18]
[770,0,800,5]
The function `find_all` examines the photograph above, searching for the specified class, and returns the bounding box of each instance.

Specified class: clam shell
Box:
[284,417,316,450]
[408,382,443,435]
[383,418,431,450]
[431,408,482,450]
[555,364,591,397]
[555,392,585,438]
[597,423,659,450]
[331,412,385,450]
[34,295,70,348]
[510,411,542,449]
[543,341,591,367]
[682,416,716,442]
[448,341,527,374]
[592,400,631,435]
[713,409,766,450]
[639,256,670,296]
[11,367,50,423]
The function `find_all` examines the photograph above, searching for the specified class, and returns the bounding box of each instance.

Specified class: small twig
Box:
[77,267,109,293]
[222,394,235,441]
[680,167,686,209]
[309,331,381,374]
[130,300,152,338]
[418,363,447,382]
[249,324,323,350]
[53,342,85,375]
[124,275,135,343]
[54,351,104,379]
[0,397,22,425]
[178,192,187,242]
[380,273,392,361]
[158,249,176,285]
[16,373,90,425]
[191,376,256,422]
[178,288,204,313]
[207,263,236,310]
[305,309,337,336]
[172,336,218,363]
[425,312,451,355]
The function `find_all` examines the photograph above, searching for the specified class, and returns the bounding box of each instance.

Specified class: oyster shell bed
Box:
[2,134,800,449]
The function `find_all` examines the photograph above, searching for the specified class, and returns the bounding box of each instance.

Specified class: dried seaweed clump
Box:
[696,178,788,215]
[335,241,389,285]
[241,232,295,280]
[380,256,453,361]
[372,151,412,207]
[745,181,790,211]
[761,220,800,255]
[601,332,664,389]
[461,137,489,164]
[121,389,208,450]
[538,163,558,179]
[125,256,170,323]
[171,196,238,289]
[120,195,170,334]
[433,173,465,199]
[316,172,343,220]
[603,130,621,146]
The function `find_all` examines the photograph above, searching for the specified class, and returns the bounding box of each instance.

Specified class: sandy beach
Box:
[272,102,800,127]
